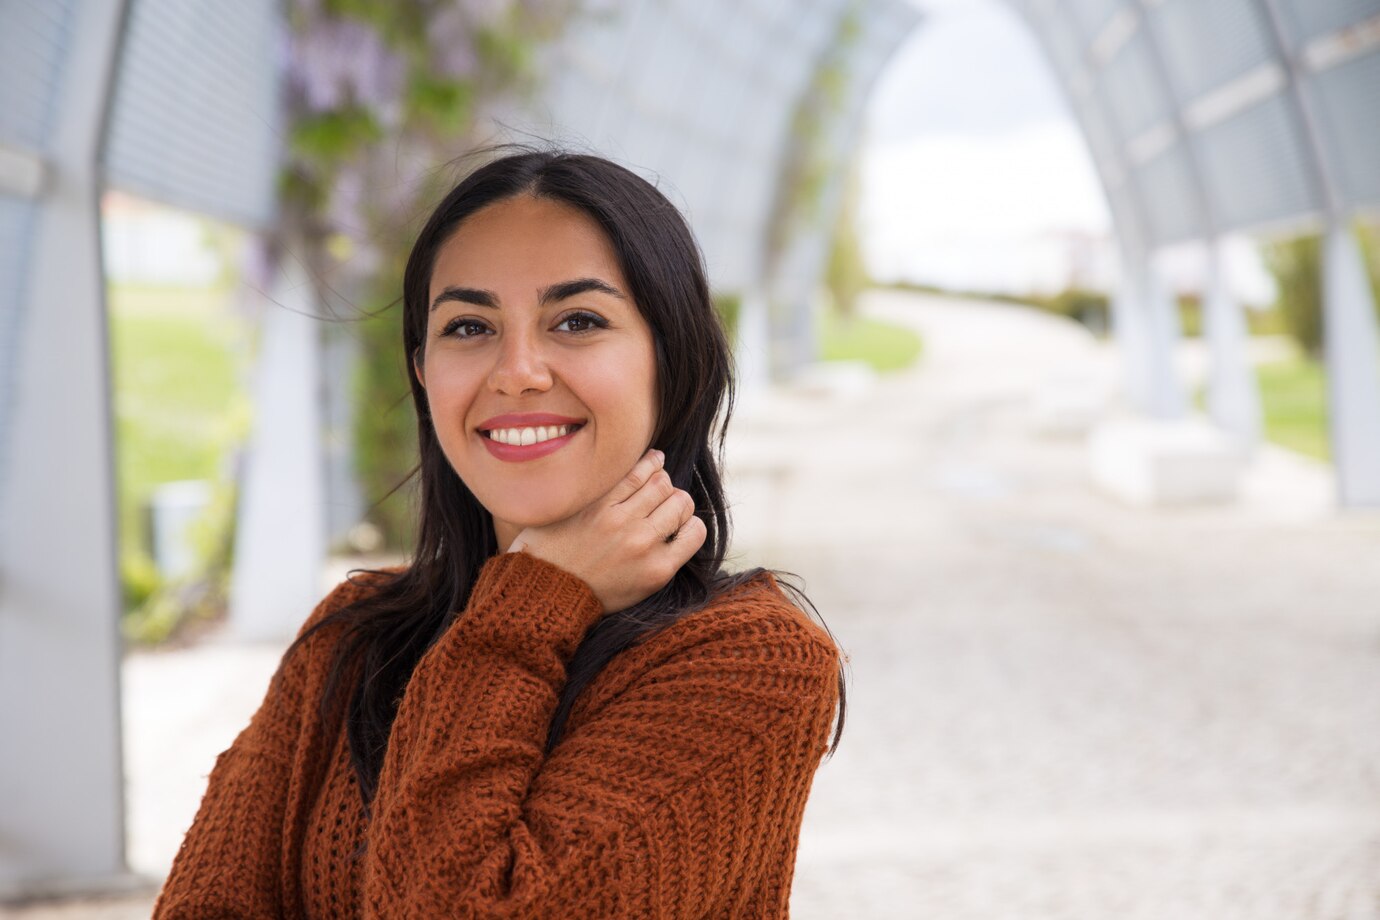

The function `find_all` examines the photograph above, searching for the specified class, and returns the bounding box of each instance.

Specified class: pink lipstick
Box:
[477,413,586,463]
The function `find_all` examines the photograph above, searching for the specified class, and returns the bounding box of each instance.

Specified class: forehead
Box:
[429,195,626,295]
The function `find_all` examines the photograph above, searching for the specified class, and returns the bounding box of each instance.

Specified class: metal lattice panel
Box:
[0,0,76,151]
[1278,0,1380,46]
[1102,29,1172,142]
[1066,0,1125,43]
[1080,95,1123,175]
[1308,50,1380,207]
[0,196,37,496]
[1136,141,1203,245]
[103,0,282,227]
[1106,182,1143,244]
[1017,7,1147,242]
[0,0,77,516]
[1196,91,1321,228]
[1013,0,1380,242]
[768,0,920,322]
[530,0,908,291]
[1150,0,1275,104]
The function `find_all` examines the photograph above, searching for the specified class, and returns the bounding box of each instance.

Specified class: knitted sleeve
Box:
[151,576,369,918]
[362,549,839,918]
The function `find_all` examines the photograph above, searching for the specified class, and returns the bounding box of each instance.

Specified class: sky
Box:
[858,0,1115,294]
[859,0,1278,303]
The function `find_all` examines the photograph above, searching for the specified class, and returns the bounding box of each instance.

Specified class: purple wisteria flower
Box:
[286,18,405,112]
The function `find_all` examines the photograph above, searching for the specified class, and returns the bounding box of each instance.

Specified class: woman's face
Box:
[415,194,659,553]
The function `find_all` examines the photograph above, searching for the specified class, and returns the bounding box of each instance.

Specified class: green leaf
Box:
[290,106,383,164]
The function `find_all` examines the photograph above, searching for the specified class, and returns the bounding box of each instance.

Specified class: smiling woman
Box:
[415,195,660,553]
[152,146,849,919]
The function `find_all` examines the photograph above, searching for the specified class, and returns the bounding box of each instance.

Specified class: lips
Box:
[477,412,586,432]
[480,423,583,462]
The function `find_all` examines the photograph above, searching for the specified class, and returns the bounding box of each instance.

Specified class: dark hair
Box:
[287,144,847,813]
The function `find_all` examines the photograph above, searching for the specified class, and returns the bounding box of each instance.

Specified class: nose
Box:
[487,325,553,396]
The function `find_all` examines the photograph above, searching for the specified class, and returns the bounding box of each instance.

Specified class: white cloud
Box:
[862,123,1110,240]
[859,123,1113,292]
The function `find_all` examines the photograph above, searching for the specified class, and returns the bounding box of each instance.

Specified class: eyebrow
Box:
[429,277,627,313]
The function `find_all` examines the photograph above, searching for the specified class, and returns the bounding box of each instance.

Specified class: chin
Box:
[493,497,580,529]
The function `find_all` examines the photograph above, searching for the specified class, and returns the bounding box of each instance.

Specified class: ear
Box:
[412,347,426,390]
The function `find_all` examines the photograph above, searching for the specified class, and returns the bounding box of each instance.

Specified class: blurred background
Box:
[2,0,1378,916]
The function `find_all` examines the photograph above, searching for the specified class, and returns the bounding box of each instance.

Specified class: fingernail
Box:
[654,449,665,464]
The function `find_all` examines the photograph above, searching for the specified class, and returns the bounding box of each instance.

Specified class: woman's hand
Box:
[507,449,708,613]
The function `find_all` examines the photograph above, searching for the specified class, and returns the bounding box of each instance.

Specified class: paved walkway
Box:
[735,292,1380,919]
[8,290,1379,918]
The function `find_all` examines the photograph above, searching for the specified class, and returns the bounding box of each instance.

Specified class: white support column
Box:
[733,285,773,408]
[1203,239,1263,450]
[0,0,136,899]
[1111,255,1153,410]
[1140,256,1188,418]
[1093,248,1246,507]
[229,258,327,641]
[1322,222,1380,507]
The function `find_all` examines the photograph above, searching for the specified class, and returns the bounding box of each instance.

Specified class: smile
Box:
[484,424,580,446]
[480,423,585,462]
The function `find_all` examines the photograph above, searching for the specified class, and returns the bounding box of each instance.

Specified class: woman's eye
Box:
[439,318,490,339]
[556,311,609,334]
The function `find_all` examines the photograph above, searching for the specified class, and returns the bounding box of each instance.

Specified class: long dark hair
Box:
[288,144,847,812]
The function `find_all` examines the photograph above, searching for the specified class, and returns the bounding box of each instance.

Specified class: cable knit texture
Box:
[153,549,841,918]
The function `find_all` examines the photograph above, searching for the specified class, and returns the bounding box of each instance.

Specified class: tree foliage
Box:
[1260,223,1380,360]
[1261,233,1323,357]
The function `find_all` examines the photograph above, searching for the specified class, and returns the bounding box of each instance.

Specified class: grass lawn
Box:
[107,283,249,567]
[1194,350,1330,460]
[1255,355,1330,461]
[817,304,923,373]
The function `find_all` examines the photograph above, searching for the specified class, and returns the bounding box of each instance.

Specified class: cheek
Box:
[421,363,482,444]
[423,357,476,403]
[590,355,657,436]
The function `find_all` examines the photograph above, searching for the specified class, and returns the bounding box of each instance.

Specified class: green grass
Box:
[817,305,923,373]
[1194,351,1329,461]
[1256,356,1329,460]
[108,284,249,565]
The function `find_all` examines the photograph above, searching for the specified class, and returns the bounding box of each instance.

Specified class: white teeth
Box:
[487,424,578,446]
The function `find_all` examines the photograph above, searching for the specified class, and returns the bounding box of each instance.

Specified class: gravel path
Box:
[725,291,1380,919]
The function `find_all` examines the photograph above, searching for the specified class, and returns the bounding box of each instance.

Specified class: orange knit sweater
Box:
[153,549,841,918]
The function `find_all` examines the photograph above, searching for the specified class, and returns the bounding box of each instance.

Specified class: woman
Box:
[154,147,847,918]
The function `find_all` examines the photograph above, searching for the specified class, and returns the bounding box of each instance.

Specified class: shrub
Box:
[1261,234,1323,357]
[1033,287,1110,335]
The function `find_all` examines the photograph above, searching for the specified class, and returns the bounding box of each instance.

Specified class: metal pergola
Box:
[2,0,1377,896]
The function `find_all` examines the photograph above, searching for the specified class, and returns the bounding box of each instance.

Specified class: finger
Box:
[645,488,697,546]
[605,449,665,505]
[662,511,707,568]
[621,467,677,520]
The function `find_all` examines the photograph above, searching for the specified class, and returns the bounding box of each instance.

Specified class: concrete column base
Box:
[1088,415,1247,506]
